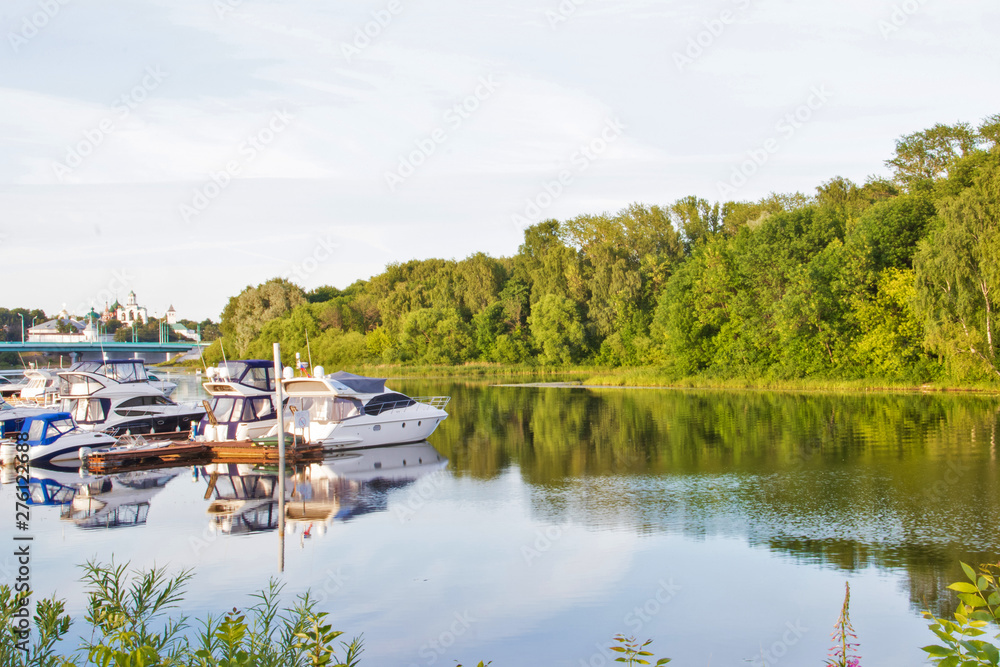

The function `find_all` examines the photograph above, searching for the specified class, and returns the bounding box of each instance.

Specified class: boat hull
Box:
[311,407,448,450]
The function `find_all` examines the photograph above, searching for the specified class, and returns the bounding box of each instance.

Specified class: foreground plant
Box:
[1,561,363,667]
[610,634,671,666]
[826,582,861,667]
[923,561,1000,666]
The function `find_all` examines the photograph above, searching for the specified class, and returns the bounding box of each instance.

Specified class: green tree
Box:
[219,278,306,356]
[914,157,1000,379]
[398,308,474,364]
[887,122,981,187]
[528,294,586,365]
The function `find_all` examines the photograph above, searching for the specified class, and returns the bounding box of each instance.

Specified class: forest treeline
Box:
[214,114,1000,383]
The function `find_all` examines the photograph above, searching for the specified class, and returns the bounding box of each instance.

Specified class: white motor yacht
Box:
[58,360,205,436]
[197,360,280,441]
[0,371,28,397]
[19,369,60,404]
[277,369,449,450]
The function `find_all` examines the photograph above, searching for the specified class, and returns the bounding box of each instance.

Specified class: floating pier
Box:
[84,440,324,474]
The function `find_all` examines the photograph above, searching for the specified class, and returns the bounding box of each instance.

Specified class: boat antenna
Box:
[17,352,27,369]
[305,328,313,373]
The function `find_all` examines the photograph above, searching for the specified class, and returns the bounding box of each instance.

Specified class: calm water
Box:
[3,375,999,666]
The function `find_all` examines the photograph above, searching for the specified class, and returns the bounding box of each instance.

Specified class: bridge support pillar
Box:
[70,352,79,363]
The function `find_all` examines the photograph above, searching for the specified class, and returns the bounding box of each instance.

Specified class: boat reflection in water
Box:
[14,463,179,529]
[202,440,448,537]
[64,469,179,529]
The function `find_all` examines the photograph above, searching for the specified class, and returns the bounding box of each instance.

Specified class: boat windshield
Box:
[288,396,362,423]
[209,397,239,423]
[61,398,108,423]
[28,417,77,440]
[69,361,149,383]
[219,362,273,391]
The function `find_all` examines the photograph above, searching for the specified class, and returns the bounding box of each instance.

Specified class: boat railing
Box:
[363,396,450,414]
[412,396,451,409]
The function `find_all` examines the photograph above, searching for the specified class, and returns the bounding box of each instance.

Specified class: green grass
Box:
[163,355,1000,393]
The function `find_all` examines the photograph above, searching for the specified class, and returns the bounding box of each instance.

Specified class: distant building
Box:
[116,291,148,325]
[27,309,111,343]
[165,305,178,325]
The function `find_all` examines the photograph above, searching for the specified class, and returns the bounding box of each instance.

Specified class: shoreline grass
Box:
[161,357,1000,394]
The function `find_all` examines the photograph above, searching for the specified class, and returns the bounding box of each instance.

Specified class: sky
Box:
[1,0,997,321]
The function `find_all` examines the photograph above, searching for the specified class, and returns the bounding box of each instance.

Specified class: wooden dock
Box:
[84,440,325,474]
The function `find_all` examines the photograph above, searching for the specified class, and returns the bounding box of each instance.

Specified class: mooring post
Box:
[273,342,286,572]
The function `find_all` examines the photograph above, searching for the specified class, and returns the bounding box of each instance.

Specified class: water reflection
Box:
[64,469,178,529]
[394,381,1000,615]
[21,464,179,529]
[202,441,448,537]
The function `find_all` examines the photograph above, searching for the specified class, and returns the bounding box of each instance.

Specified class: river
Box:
[3,375,998,666]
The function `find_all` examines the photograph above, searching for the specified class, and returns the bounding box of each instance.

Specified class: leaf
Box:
[950,583,981,594]
[924,645,954,656]
[962,562,977,582]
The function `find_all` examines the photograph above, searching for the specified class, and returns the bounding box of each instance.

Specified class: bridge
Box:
[0,341,207,363]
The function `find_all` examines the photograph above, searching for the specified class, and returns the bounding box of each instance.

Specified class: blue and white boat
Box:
[2,412,116,468]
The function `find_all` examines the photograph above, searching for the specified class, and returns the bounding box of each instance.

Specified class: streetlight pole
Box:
[18,314,24,342]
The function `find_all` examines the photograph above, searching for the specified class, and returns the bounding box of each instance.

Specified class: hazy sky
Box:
[1,0,997,320]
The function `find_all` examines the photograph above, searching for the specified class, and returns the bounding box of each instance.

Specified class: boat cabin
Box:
[205,360,276,392]
[21,413,78,447]
[68,359,149,383]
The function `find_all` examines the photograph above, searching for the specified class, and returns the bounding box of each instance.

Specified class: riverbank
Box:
[164,357,1000,393]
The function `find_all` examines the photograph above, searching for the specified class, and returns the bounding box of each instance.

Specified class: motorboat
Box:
[57,361,205,436]
[277,369,449,450]
[0,412,117,468]
[0,395,47,441]
[19,369,60,404]
[0,371,28,397]
[146,372,177,397]
[197,360,281,441]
